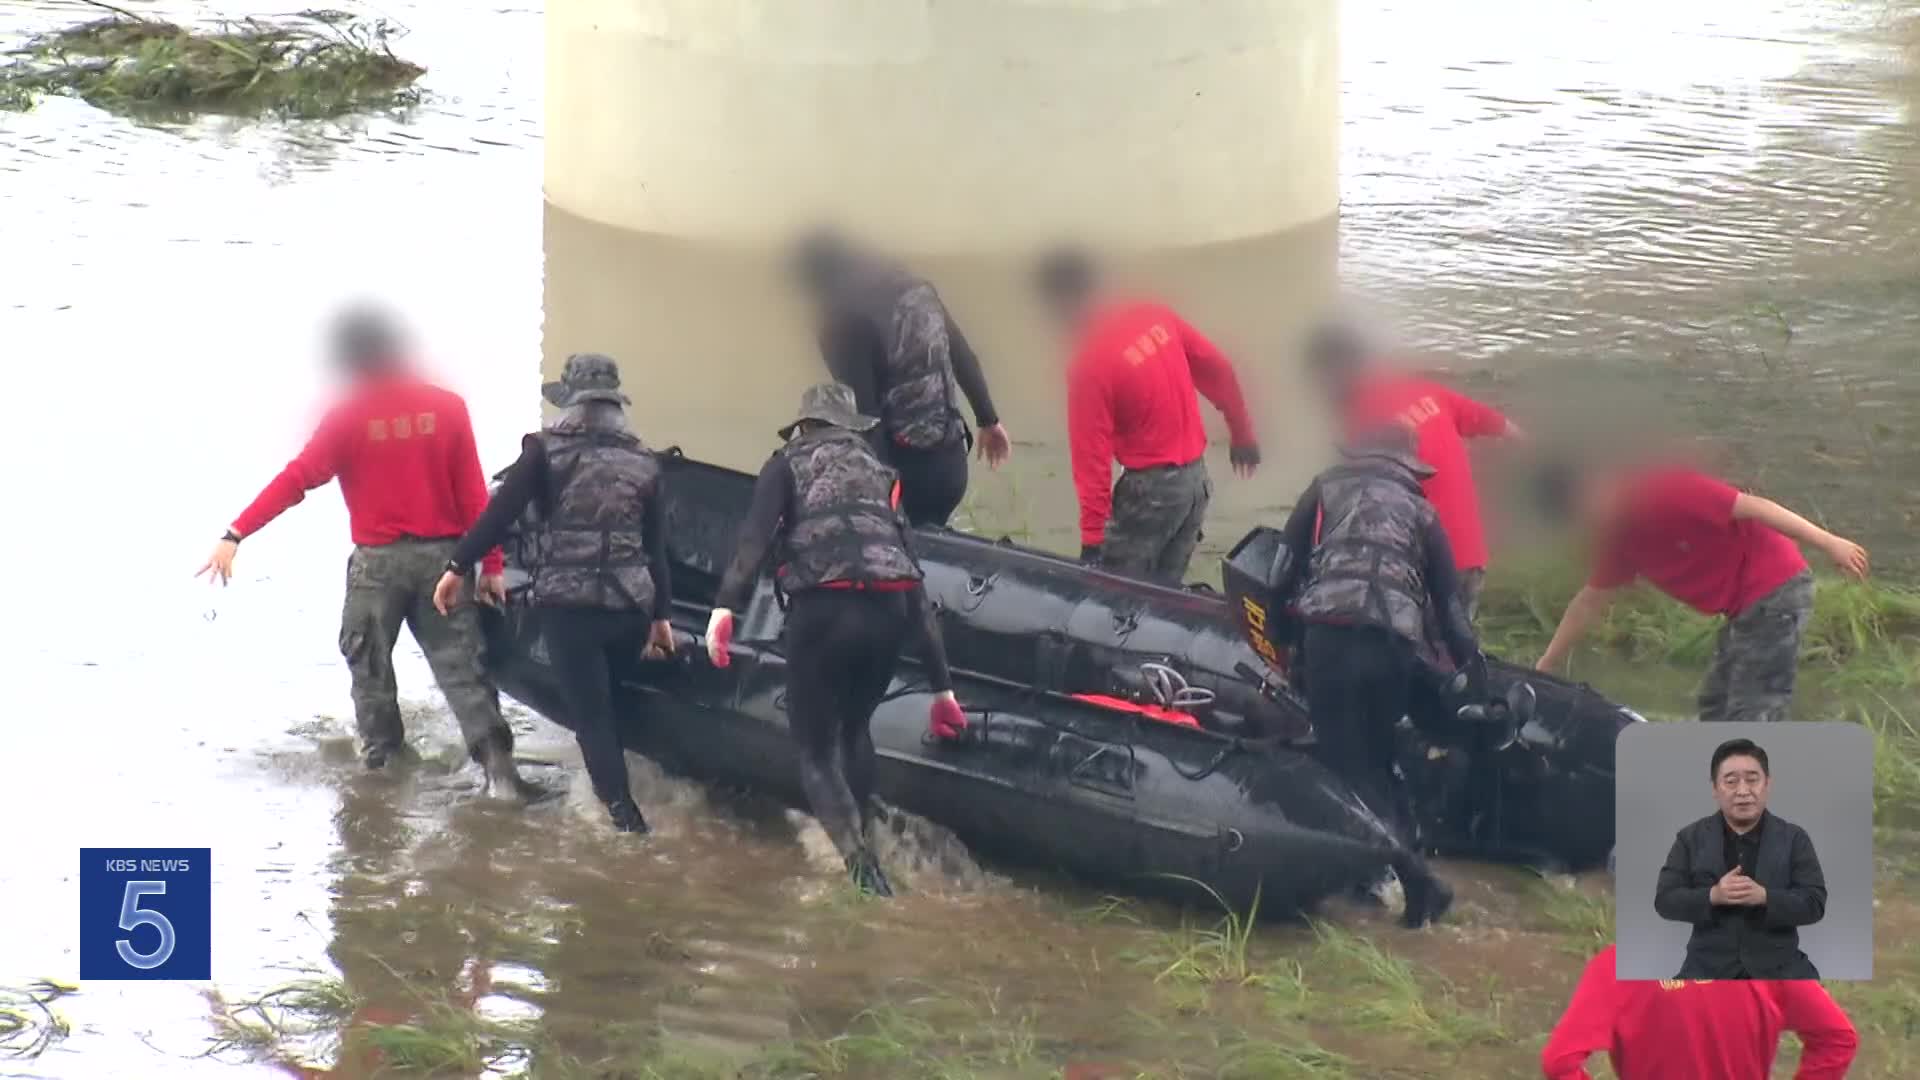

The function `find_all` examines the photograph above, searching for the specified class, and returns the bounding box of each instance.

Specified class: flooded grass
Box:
[0,979,76,1060]
[192,885,1920,1078]
[1478,559,1920,674]
[0,9,425,119]
[1120,879,1266,988]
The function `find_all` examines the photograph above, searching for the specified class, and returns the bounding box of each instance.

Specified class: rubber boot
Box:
[846,848,894,898]
[479,739,548,804]
[607,798,650,835]
[1398,860,1455,928]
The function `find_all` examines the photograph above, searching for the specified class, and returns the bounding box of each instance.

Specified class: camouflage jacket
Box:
[1295,447,1469,661]
[847,264,964,451]
[523,412,661,612]
[778,426,922,591]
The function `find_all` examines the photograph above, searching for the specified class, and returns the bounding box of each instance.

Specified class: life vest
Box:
[522,414,661,612]
[777,426,923,592]
[852,265,965,451]
[1295,448,1439,650]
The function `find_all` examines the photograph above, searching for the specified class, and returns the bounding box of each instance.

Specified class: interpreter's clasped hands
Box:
[1709,866,1768,908]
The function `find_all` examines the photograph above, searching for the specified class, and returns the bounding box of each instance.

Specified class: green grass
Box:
[1121,878,1266,989]
[0,11,425,119]
[1526,872,1616,955]
[1292,923,1510,1050]
[1477,559,1920,676]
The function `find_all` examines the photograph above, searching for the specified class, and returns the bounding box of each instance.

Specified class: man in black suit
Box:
[1654,738,1827,979]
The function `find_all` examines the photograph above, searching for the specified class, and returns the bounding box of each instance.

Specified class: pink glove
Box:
[705,608,734,669]
[928,691,967,740]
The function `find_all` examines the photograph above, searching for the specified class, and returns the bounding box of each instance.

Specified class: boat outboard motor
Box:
[1220,527,1300,678]
[1226,525,1533,743]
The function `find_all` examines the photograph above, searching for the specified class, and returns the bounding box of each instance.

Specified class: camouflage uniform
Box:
[854,267,966,451]
[339,538,513,759]
[1102,460,1212,585]
[1295,446,1477,670]
[525,414,661,612]
[778,424,923,590]
[1698,570,1815,723]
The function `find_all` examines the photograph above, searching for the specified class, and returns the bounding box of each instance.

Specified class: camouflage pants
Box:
[1698,570,1815,723]
[1102,460,1212,585]
[1458,568,1486,623]
[339,540,513,758]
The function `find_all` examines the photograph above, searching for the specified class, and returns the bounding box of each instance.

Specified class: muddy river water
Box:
[2,0,1917,1076]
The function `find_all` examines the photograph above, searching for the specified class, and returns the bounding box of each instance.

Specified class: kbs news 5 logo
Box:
[78,848,211,980]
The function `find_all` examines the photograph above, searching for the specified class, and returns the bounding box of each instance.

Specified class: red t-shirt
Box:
[1540,946,1857,1080]
[1589,468,1807,617]
[231,373,502,574]
[1346,374,1509,571]
[1066,300,1256,546]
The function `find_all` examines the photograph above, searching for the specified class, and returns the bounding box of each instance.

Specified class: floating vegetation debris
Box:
[0,6,425,119]
[0,980,77,1060]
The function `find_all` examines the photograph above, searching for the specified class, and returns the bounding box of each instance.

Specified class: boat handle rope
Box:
[1138,663,1218,712]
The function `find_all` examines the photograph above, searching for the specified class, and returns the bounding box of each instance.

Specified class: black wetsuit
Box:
[1277,457,1478,925]
[715,447,956,877]
[820,309,999,527]
[451,430,672,823]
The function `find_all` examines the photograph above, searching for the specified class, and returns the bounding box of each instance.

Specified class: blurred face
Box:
[1574,471,1629,534]
[1714,754,1770,828]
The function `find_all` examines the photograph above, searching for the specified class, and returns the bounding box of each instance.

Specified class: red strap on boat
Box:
[891,479,902,511]
[1070,693,1202,729]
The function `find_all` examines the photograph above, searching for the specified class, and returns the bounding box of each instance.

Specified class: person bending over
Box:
[1274,423,1483,927]
[1305,318,1525,620]
[1534,458,1868,721]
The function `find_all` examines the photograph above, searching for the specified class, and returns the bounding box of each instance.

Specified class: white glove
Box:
[705,607,735,668]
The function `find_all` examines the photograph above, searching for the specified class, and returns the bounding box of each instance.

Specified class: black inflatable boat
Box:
[482,452,1639,914]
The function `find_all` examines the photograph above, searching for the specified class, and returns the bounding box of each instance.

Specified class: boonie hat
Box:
[542,352,631,408]
[778,382,878,440]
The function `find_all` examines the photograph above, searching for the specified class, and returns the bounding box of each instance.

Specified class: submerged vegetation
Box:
[179,882,1920,1078]
[0,980,75,1060]
[0,8,425,119]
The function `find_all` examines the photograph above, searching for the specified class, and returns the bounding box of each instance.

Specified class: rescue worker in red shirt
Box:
[1533,460,1869,721]
[1035,248,1261,584]
[196,306,538,798]
[1541,943,1858,1079]
[1306,320,1524,620]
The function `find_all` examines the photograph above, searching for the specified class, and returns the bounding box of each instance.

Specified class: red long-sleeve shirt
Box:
[1541,946,1858,1080]
[231,373,502,574]
[1066,300,1256,546]
[1589,467,1808,618]
[1346,373,1510,571]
